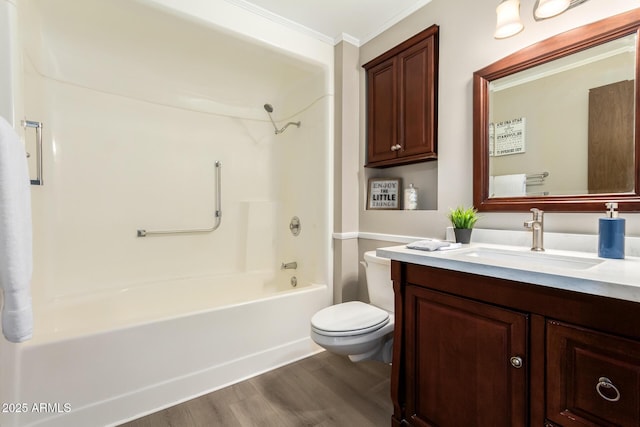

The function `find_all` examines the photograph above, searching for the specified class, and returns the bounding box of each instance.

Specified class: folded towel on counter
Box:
[407,240,463,252]
[0,116,33,343]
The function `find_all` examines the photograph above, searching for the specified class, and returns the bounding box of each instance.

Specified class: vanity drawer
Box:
[546,320,640,427]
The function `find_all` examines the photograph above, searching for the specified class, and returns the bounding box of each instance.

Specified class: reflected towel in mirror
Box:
[490,174,527,197]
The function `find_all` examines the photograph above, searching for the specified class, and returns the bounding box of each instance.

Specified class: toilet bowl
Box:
[310,251,393,363]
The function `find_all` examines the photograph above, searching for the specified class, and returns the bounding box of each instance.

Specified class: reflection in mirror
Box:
[473,9,640,212]
[488,34,636,198]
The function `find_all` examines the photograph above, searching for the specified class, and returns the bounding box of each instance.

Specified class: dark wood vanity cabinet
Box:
[391,261,640,427]
[546,321,640,427]
[403,285,528,426]
[363,25,438,168]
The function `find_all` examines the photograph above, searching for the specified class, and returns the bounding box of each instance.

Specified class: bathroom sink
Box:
[461,246,604,271]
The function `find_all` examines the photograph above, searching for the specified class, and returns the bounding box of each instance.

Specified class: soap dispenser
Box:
[598,202,625,259]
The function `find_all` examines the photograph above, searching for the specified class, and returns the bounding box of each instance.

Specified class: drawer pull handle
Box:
[510,356,523,368]
[596,377,620,402]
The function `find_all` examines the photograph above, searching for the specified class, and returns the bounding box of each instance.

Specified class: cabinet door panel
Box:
[399,38,437,159]
[547,320,640,427]
[366,58,397,165]
[405,286,528,427]
[363,25,438,168]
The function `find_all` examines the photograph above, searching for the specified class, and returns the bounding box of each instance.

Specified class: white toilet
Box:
[310,251,394,363]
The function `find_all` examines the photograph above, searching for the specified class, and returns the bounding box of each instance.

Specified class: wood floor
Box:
[119,351,392,427]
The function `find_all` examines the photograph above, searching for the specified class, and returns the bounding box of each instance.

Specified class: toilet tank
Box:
[363,251,393,313]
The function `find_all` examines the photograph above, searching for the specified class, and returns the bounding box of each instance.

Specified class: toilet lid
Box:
[311,301,390,337]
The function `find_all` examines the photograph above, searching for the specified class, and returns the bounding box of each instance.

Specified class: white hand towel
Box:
[0,116,33,343]
[492,174,526,197]
[407,240,462,252]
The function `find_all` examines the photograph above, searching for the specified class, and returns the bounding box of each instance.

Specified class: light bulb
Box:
[534,0,571,20]
[494,0,524,39]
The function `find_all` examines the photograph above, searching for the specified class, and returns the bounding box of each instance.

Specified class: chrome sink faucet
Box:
[524,208,545,252]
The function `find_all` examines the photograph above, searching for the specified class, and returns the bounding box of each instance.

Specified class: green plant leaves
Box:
[448,206,479,229]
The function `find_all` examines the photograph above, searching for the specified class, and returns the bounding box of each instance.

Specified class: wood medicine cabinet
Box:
[363,25,439,168]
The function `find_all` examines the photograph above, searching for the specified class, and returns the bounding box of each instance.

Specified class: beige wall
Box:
[333,40,361,303]
[357,0,640,237]
[333,0,640,302]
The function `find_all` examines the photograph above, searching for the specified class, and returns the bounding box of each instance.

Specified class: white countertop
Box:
[377,243,640,304]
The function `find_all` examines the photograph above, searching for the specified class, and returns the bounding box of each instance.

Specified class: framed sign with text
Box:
[491,117,526,157]
[367,178,402,210]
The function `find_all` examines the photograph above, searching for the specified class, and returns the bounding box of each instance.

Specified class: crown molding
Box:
[223,0,335,45]
[224,0,434,47]
[360,0,433,45]
[335,33,360,47]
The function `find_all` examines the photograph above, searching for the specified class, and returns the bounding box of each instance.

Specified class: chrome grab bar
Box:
[137,161,222,237]
[22,120,43,185]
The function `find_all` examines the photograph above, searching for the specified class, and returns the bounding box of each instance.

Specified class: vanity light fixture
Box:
[533,0,570,20]
[494,0,524,39]
[495,0,591,39]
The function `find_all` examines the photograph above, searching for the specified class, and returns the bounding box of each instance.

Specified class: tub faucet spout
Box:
[281,261,297,270]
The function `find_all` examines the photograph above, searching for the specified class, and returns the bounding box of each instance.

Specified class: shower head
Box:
[263,103,301,135]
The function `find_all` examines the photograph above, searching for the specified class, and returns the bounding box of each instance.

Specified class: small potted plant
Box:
[448,206,479,244]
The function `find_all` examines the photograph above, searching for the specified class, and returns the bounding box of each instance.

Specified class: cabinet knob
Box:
[390,144,402,152]
[510,356,523,368]
[596,377,621,402]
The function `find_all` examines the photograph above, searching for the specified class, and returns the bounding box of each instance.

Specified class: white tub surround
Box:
[1,0,333,426]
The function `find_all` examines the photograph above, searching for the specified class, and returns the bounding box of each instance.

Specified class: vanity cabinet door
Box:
[404,285,528,427]
[546,320,640,427]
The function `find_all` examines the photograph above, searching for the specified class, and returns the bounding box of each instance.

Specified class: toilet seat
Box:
[311,301,390,337]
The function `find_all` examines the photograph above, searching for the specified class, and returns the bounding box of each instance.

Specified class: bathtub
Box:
[0,0,333,426]
[4,273,328,427]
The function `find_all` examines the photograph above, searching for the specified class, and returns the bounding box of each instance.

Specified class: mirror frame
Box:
[473,9,640,212]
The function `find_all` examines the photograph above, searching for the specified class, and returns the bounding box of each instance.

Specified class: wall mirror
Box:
[473,9,640,212]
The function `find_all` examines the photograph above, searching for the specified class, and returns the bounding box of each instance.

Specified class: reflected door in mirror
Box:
[588,80,635,194]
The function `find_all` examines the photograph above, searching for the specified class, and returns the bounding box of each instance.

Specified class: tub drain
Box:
[291,276,298,287]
